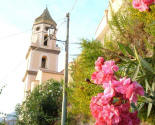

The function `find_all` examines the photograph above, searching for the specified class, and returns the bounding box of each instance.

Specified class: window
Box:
[44,35,48,46]
[45,27,49,31]
[41,56,47,68]
[36,27,40,31]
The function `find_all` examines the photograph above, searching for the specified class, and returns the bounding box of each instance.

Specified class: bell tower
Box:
[23,8,60,93]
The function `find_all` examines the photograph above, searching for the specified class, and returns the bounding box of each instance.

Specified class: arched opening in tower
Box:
[41,56,47,68]
[44,35,48,46]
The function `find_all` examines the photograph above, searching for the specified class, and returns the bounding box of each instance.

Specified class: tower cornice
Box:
[22,70,38,82]
[25,44,60,59]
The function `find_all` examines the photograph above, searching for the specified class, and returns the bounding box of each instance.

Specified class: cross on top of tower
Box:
[34,8,56,26]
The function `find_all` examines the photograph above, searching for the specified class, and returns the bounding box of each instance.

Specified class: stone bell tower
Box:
[23,8,61,93]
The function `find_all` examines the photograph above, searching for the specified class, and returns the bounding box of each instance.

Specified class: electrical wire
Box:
[0,45,40,86]
[0,29,31,40]
[0,12,77,88]
[69,0,79,14]
[0,17,65,41]
[0,24,67,85]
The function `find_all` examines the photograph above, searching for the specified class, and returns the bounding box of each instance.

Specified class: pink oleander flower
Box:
[117,102,130,113]
[103,81,116,99]
[93,105,120,125]
[129,111,141,125]
[114,77,131,95]
[91,71,116,85]
[95,57,104,71]
[126,81,144,103]
[90,97,103,119]
[132,0,149,11]
[91,60,118,85]
[95,120,106,125]
[102,104,120,125]
[91,71,104,85]
[119,111,140,125]
[90,57,143,125]
[102,61,119,75]
[104,86,115,99]
[143,0,154,5]
[132,0,154,11]
[90,93,111,119]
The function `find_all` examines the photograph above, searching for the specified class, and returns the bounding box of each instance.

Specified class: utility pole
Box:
[61,12,70,125]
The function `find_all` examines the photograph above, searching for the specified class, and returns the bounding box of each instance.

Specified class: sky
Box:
[0,0,109,115]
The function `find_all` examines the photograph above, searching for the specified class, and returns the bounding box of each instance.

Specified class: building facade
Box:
[95,0,123,44]
[23,8,63,95]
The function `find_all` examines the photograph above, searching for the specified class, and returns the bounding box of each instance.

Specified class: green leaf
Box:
[147,103,152,117]
[152,46,155,67]
[134,46,141,65]
[143,96,153,103]
[139,56,154,73]
[149,21,155,36]
[124,46,134,57]
[118,42,127,56]
[138,103,145,111]
[152,80,155,95]
[134,47,154,74]
[131,102,137,112]
[145,79,151,92]
[118,42,134,56]
[112,97,119,104]
[131,102,137,108]
[132,64,140,81]
[125,63,133,76]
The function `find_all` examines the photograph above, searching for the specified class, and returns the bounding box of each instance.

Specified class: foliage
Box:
[116,43,155,124]
[68,39,103,124]
[103,0,155,124]
[107,0,155,57]
[67,0,155,124]
[15,79,62,125]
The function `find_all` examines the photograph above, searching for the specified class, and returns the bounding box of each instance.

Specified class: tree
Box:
[68,39,104,124]
[16,79,62,125]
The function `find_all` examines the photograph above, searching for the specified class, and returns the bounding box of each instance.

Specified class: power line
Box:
[0,44,44,86]
[0,15,73,88]
[0,20,80,84]
[0,29,31,40]
[0,23,69,84]
[69,0,79,14]
[0,17,67,81]
[57,20,66,29]
[0,17,65,41]
[57,17,66,23]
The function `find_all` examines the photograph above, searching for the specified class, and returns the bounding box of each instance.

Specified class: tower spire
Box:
[33,8,56,26]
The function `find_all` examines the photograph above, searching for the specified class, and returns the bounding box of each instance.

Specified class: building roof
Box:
[34,8,57,26]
